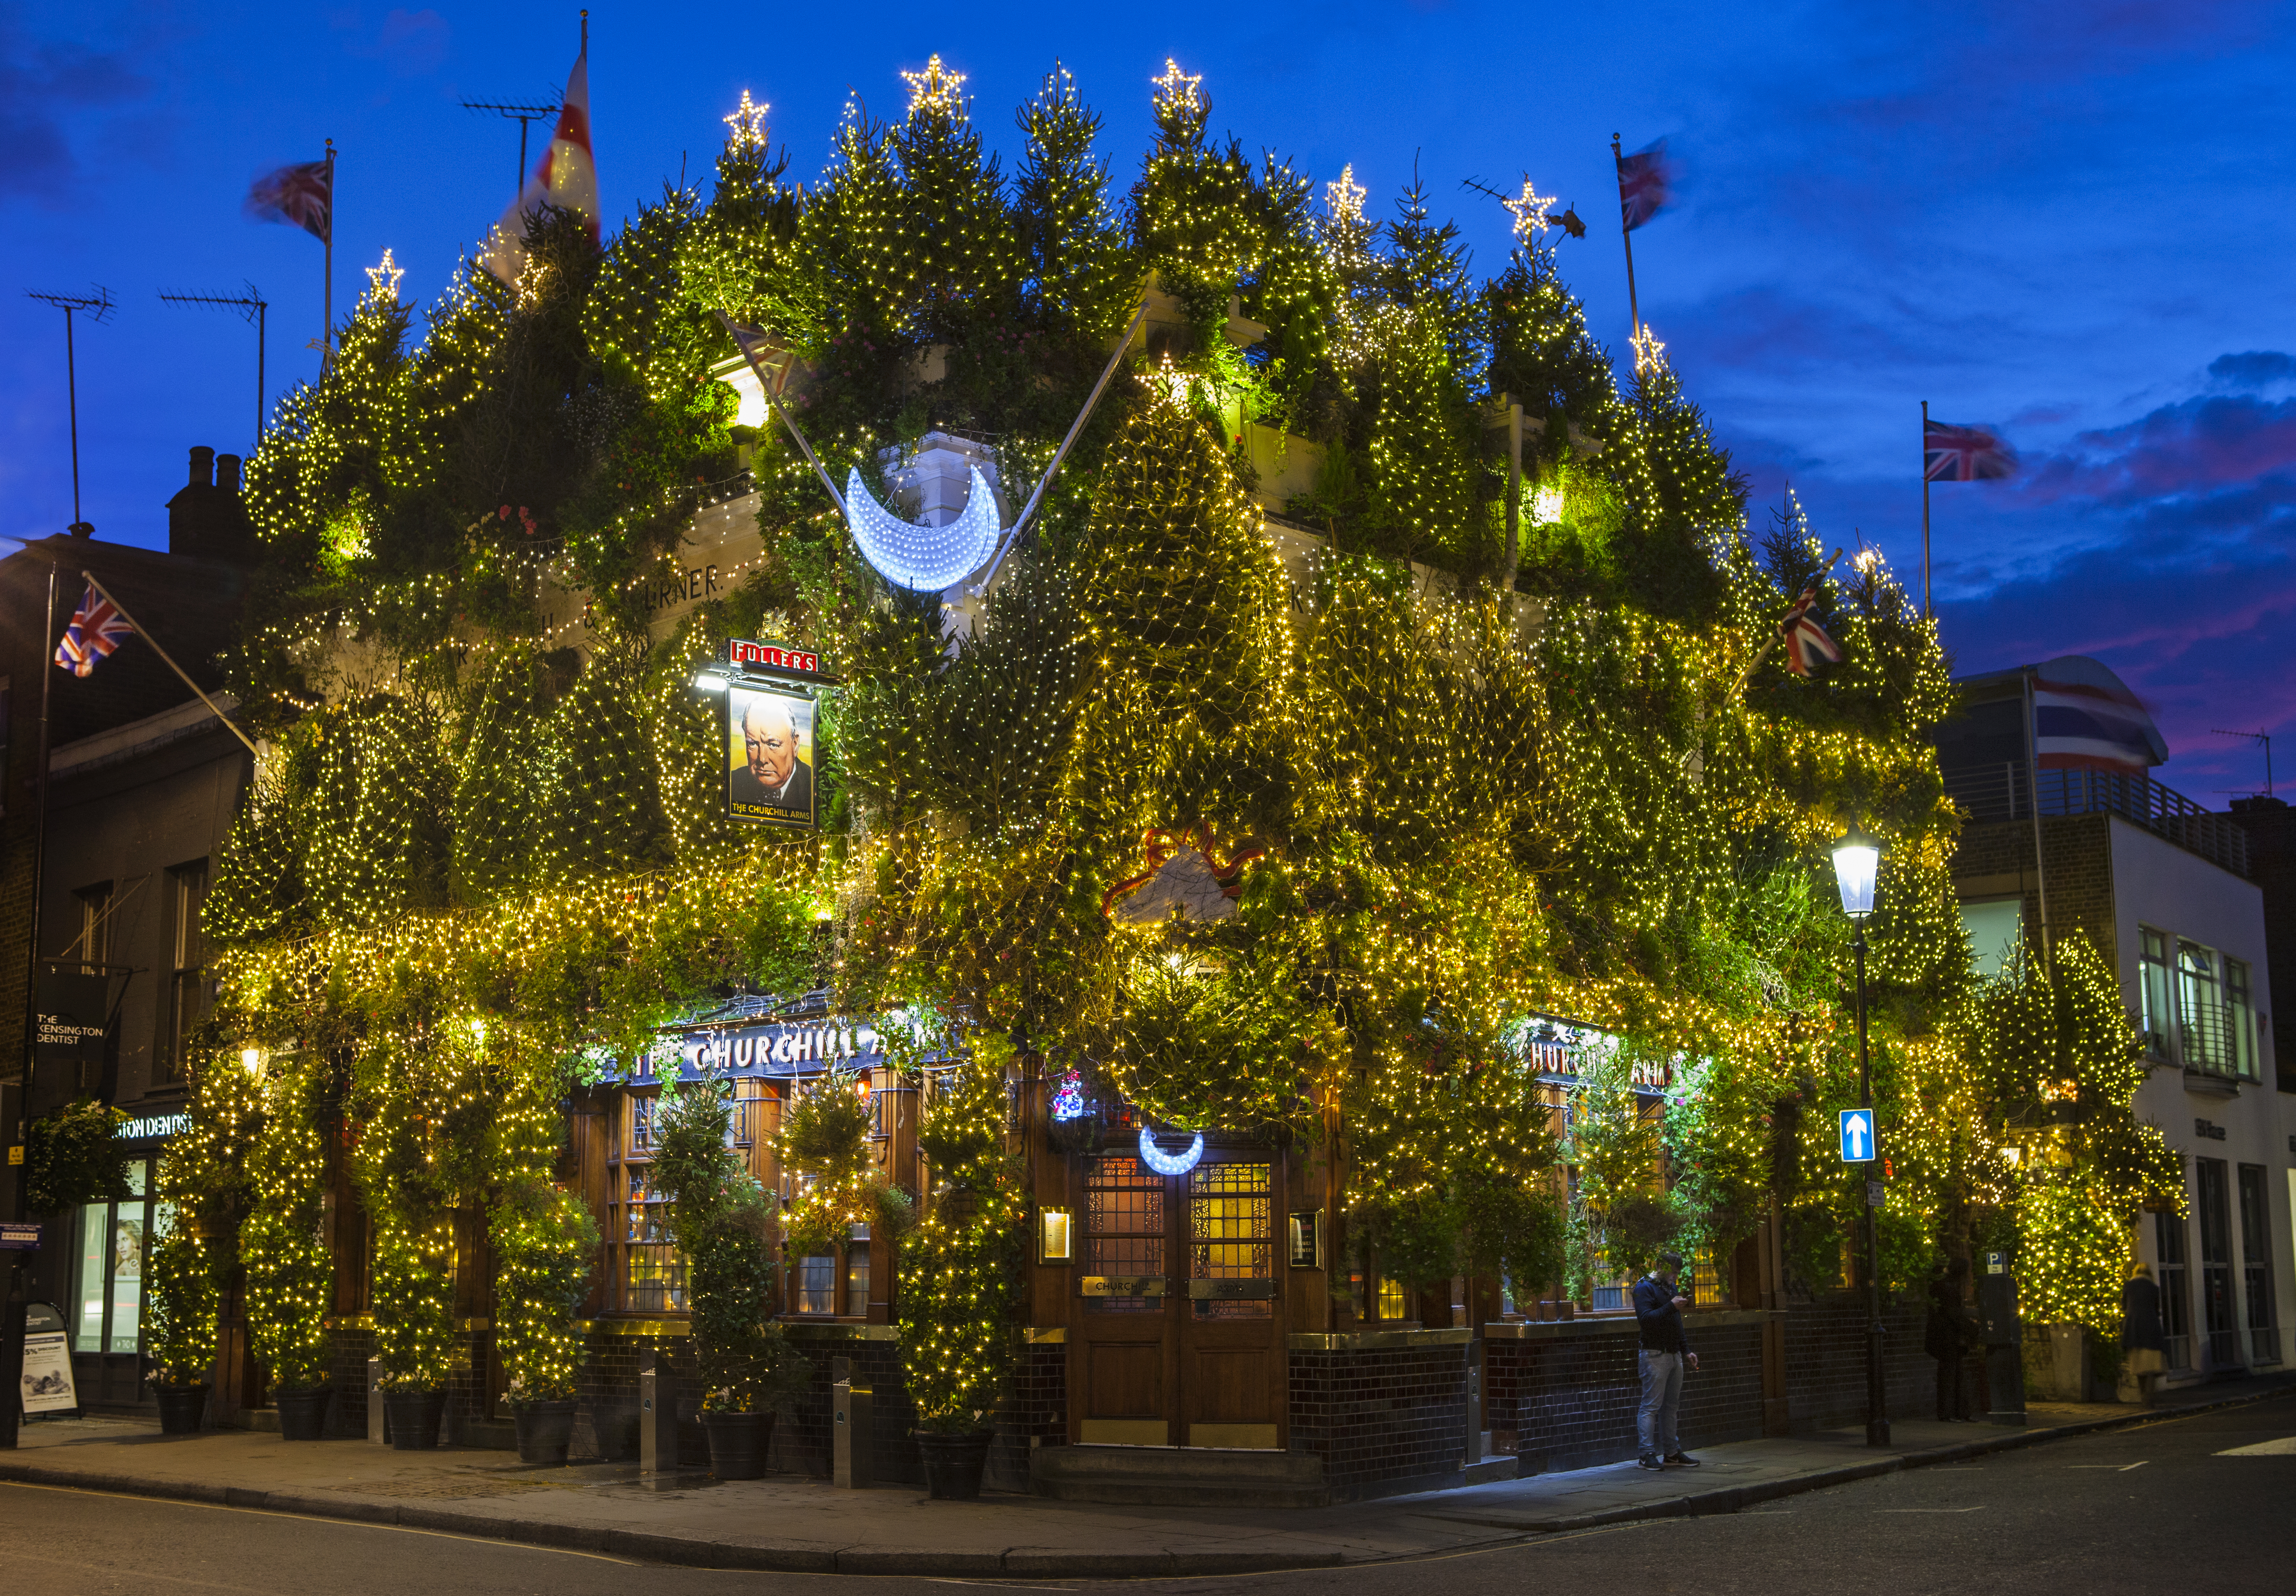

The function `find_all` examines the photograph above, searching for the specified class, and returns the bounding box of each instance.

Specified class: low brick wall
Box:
[1487,1311,1772,1472]
[1287,1333,1471,1501]
[1784,1295,1930,1430]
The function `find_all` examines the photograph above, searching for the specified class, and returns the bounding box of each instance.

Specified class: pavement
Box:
[1,1376,2288,1579]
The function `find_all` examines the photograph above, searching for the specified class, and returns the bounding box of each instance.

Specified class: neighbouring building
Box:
[1,447,256,1413]
[1935,655,2293,1391]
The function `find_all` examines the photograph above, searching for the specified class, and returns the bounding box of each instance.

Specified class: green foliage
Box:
[900,1057,1024,1430]
[530,646,673,883]
[491,1176,601,1404]
[145,1224,218,1384]
[241,1071,333,1388]
[370,1213,456,1389]
[24,1099,129,1215]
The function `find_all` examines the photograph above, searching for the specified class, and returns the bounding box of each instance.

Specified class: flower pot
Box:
[154,1382,209,1435]
[513,1400,579,1466]
[274,1383,333,1441]
[385,1387,448,1450]
[916,1429,994,1500]
[699,1410,774,1480]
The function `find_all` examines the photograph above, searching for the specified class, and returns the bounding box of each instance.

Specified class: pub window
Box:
[608,1086,762,1314]
[845,1225,871,1317]
[793,1254,837,1314]
[1377,1276,1409,1320]
[2138,928,2172,1059]
[161,860,210,1087]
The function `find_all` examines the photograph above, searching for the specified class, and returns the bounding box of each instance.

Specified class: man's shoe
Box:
[1637,1453,1665,1470]
[1663,1452,1701,1467]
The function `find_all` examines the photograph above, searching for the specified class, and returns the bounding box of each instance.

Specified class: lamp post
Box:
[1831,823,1889,1447]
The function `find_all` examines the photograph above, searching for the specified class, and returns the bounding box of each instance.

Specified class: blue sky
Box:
[6,1,2292,792]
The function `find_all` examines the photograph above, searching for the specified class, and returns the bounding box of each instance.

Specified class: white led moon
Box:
[842,463,1003,592]
[1137,1125,1205,1176]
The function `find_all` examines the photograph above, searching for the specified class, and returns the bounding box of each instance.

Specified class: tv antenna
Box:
[462,99,562,199]
[2209,728,2272,799]
[159,284,270,449]
[26,285,117,535]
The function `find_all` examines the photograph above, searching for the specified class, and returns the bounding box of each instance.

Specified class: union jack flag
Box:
[55,583,134,677]
[1778,584,1842,677]
[1615,139,1674,232]
[1923,418,2015,482]
[244,158,333,245]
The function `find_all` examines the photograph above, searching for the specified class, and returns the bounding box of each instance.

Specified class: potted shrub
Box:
[372,1214,457,1448]
[146,1219,219,1434]
[652,1075,811,1480]
[492,1175,600,1465]
[243,1073,336,1440]
[900,1057,1024,1499]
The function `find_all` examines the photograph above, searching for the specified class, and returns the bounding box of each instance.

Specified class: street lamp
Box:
[1831,822,1889,1447]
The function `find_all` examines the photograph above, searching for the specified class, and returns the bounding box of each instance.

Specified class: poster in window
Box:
[20,1330,77,1413]
[726,684,817,828]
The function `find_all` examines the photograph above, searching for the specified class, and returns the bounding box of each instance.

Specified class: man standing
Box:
[1633,1250,1700,1469]
[1925,1257,1980,1420]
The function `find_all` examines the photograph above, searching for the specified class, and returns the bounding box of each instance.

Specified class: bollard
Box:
[1978,1253,2026,1426]
[1463,1339,1484,1465]
[367,1355,385,1444]
[639,1347,681,1474]
[834,1357,873,1488]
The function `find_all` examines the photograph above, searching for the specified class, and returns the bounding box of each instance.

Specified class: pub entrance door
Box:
[1071,1146,1285,1449]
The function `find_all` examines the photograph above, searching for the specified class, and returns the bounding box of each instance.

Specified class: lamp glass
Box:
[1831,831,1880,919]
[240,1046,263,1075]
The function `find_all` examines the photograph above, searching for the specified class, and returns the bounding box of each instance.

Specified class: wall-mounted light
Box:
[692,669,731,693]
[1039,1207,1073,1264]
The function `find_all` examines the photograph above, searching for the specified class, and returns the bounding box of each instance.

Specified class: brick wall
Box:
[995,1340,1067,1490]
[1288,1338,1470,1500]
[1955,814,2118,967]
[1486,1315,1769,1472]
[1783,1295,1931,1429]
[325,1325,373,1438]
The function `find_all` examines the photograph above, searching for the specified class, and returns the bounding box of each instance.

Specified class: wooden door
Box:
[1069,1147,1285,1449]
[1178,1155,1282,1449]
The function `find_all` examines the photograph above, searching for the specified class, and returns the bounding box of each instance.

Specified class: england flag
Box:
[484,43,598,282]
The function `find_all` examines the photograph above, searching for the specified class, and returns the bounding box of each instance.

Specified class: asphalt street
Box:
[2,1392,2288,1596]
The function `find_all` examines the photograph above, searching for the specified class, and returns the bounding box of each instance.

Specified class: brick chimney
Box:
[167,443,255,561]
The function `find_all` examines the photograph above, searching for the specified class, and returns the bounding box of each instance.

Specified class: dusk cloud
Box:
[0,14,147,206]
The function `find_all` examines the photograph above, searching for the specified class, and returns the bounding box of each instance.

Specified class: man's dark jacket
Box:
[1633,1274,1692,1354]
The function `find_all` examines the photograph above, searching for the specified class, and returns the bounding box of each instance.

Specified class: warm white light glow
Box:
[1832,828,1880,919]
[1531,486,1565,526]
[241,1047,263,1075]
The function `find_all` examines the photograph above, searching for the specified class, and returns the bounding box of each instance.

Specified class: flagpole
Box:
[1612,133,1642,360]
[2022,667,2054,974]
[76,570,261,757]
[1920,399,1932,623]
[322,139,337,366]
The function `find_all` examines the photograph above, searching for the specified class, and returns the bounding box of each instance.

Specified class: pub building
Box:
[297,997,1930,1501]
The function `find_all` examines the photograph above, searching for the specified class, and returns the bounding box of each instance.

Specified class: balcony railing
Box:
[1943,761,2249,877]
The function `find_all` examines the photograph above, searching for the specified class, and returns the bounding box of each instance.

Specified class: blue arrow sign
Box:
[1839,1109,1874,1163]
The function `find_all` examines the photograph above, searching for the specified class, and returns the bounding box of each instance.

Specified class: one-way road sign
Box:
[1839,1108,1874,1162]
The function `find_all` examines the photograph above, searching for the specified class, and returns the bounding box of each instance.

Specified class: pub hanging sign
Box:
[714,638,831,831]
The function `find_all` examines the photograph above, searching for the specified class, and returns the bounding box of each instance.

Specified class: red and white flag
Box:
[483,44,598,282]
[1923,418,2015,482]
[54,583,135,677]
[1778,584,1842,677]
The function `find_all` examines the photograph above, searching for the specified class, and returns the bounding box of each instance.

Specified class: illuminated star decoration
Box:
[1630,324,1666,372]
[365,248,404,301]
[723,90,771,148]
[1503,176,1557,241]
[901,54,966,118]
[1326,163,1367,227]
[1151,58,1204,119]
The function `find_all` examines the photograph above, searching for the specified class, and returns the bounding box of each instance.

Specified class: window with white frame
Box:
[2169,936,2260,1081]
[2138,928,2173,1059]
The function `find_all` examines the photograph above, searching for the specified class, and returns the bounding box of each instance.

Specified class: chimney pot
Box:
[189,446,215,488]
[216,454,243,493]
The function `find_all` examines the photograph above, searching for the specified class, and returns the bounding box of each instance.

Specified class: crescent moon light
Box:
[843,463,1003,592]
[1137,1125,1205,1176]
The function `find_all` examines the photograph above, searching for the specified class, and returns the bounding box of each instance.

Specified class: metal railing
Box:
[1943,761,2249,877]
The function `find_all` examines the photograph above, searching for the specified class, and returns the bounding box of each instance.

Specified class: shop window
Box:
[2197,1159,2239,1369]
[2237,1165,2277,1365]
[73,1157,158,1356]
[160,860,210,1087]
[2138,929,2172,1059]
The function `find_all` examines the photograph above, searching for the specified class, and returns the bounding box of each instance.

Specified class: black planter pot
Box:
[154,1382,209,1435]
[513,1400,579,1466]
[699,1410,774,1480]
[274,1383,333,1441]
[916,1429,994,1500]
[384,1387,448,1450]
